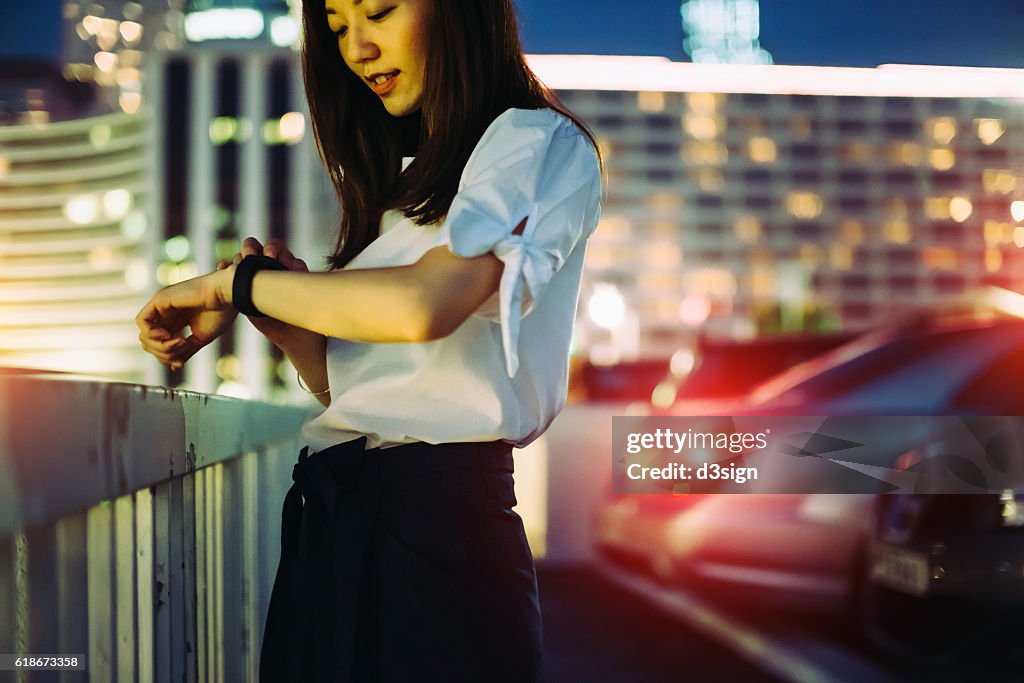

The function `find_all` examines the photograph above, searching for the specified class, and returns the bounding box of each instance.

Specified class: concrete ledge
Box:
[0,372,313,533]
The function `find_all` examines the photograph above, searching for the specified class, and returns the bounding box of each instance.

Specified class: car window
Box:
[951,347,1024,414]
[751,335,939,403]
[751,327,1004,404]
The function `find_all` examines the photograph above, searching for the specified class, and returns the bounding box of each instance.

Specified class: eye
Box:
[368,7,395,21]
[331,24,348,38]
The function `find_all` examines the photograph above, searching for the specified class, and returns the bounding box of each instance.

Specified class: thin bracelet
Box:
[296,370,330,396]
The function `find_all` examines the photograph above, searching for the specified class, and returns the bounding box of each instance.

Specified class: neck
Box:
[397,109,422,157]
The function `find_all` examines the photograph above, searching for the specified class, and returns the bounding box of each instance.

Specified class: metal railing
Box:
[0,370,314,682]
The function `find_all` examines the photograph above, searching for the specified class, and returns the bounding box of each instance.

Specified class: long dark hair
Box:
[301,0,601,270]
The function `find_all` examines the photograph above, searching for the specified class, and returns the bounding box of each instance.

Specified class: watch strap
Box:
[233,254,287,317]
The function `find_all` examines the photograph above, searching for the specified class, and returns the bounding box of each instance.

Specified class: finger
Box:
[232,252,243,266]
[135,300,158,333]
[265,241,308,271]
[216,260,229,270]
[263,238,286,260]
[241,236,264,258]
[139,330,186,352]
[141,344,179,364]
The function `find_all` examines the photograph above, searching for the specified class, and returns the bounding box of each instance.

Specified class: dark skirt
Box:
[259,436,545,683]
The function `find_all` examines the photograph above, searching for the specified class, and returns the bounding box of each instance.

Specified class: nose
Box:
[341,24,379,66]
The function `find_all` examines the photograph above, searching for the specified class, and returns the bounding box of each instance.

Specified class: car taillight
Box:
[999,489,1024,527]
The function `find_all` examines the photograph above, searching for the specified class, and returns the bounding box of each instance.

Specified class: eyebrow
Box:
[326,0,362,14]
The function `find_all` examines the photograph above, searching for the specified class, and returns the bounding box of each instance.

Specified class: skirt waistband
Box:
[302,436,514,480]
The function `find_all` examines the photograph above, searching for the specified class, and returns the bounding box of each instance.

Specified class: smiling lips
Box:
[367,70,399,96]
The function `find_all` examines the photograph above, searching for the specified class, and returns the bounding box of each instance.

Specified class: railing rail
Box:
[0,371,314,682]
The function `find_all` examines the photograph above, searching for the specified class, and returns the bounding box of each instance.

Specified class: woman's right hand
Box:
[217,237,318,350]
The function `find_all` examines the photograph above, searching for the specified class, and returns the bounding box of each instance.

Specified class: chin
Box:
[382,96,422,118]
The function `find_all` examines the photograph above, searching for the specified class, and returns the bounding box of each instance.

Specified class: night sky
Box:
[1,0,1022,68]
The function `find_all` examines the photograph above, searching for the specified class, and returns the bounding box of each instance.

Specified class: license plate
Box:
[869,545,930,596]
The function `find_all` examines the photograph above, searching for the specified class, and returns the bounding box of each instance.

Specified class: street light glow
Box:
[588,285,625,330]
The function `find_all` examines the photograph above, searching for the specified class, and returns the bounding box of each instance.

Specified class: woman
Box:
[135,0,602,680]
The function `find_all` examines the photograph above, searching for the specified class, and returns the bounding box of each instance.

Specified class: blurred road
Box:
[537,562,784,683]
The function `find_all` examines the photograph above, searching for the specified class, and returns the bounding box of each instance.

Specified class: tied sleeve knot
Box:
[441,108,603,379]
[490,203,563,378]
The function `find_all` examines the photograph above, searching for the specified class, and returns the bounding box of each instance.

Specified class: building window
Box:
[884,121,916,137]
[790,144,820,161]
[838,120,867,135]
[595,115,625,129]
[645,114,676,131]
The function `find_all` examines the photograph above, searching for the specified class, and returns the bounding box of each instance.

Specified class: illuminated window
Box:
[119,20,142,43]
[985,220,1011,246]
[927,117,956,144]
[686,92,721,115]
[647,193,684,212]
[786,191,823,219]
[734,215,761,243]
[888,142,922,167]
[982,169,1016,195]
[949,196,972,223]
[883,219,911,244]
[1014,226,1024,248]
[685,141,727,165]
[830,245,853,270]
[925,197,952,220]
[684,113,719,140]
[94,51,117,72]
[748,137,777,164]
[638,91,666,113]
[976,118,1005,145]
[922,247,959,270]
[695,169,725,193]
[986,247,1003,272]
[929,149,955,171]
[1011,201,1024,223]
[750,268,776,298]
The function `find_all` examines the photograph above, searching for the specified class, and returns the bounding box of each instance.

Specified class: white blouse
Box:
[300,107,603,452]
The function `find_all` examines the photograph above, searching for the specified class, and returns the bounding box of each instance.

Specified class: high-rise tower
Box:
[681,0,773,64]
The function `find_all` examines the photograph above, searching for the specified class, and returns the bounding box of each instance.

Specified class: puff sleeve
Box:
[440,108,602,378]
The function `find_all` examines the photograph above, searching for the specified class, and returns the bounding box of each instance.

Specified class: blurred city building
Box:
[4,28,1024,401]
[62,0,184,115]
[147,29,335,402]
[532,56,1024,362]
[0,96,156,380]
[681,0,773,65]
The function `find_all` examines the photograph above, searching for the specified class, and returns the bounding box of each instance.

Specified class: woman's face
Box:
[325,0,432,117]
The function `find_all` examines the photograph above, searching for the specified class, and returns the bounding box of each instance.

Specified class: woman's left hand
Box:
[135,267,235,371]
